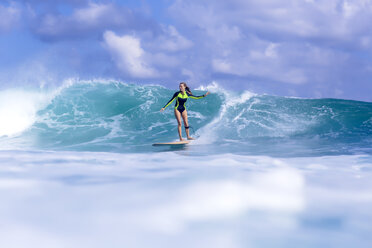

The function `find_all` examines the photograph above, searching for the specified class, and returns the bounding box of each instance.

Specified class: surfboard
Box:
[152,140,191,146]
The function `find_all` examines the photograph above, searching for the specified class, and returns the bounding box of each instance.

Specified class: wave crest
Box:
[0,80,371,155]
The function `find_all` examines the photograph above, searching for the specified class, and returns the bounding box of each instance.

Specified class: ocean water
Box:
[0,80,371,247]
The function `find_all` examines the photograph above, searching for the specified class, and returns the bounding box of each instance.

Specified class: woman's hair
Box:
[180,82,193,95]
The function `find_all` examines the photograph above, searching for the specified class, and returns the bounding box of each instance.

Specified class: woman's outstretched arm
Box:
[160,92,178,111]
[188,91,210,99]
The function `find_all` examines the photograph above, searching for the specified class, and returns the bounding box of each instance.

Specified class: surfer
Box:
[160,82,210,141]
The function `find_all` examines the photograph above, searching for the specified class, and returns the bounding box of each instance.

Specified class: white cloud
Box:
[102,25,192,78]
[264,43,279,58]
[341,0,372,19]
[213,55,308,85]
[74,2,113,26]
[279,69,307,85]
[170,0,372,46]
[149,52,180,68]
[156,25,193,52]
[1,0,371,99]
[0,2,21,32]
[211,38,310,84]
[103,31,158,78]
[32,2,139,40]
[170,0,372,43]
[181,68,194,79]
[212,59,233,74]
[168,0,372,89]
[36,14,58,36]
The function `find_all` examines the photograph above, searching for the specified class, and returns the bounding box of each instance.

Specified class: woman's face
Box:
[179,83,185,91]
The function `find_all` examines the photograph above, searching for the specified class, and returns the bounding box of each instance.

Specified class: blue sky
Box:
[0,0,371,101]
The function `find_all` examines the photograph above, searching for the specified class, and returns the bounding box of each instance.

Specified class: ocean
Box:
[0,80,371,247]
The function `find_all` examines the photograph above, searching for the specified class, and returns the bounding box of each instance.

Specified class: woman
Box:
[160,82,210,141]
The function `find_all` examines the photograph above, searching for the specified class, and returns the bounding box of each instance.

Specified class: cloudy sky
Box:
[0,0,371,101]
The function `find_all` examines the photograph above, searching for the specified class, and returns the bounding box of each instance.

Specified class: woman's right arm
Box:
[160,92,178,111]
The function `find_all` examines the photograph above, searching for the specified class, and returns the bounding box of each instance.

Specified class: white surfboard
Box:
[152,140,191,146]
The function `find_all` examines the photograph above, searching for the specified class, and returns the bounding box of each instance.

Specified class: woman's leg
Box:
[174,109,183,140]
[181,110,194,140]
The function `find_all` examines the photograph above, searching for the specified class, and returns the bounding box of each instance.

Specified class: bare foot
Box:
[180,138,184,141]
[187,137,195,140]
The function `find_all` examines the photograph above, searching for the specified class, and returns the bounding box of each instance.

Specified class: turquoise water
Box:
[0,80,371,248]
[1,80,371,156]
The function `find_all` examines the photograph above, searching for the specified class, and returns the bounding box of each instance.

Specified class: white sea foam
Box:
[0,150,371,248]
[194,82,256,144]
[196,81,324,141]
[0,89,53,137]
[146,168,304,232]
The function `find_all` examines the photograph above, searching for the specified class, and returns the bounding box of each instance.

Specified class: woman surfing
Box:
[160,82,210,141]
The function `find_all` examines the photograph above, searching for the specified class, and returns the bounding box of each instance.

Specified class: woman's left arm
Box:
[188,91,210,99]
